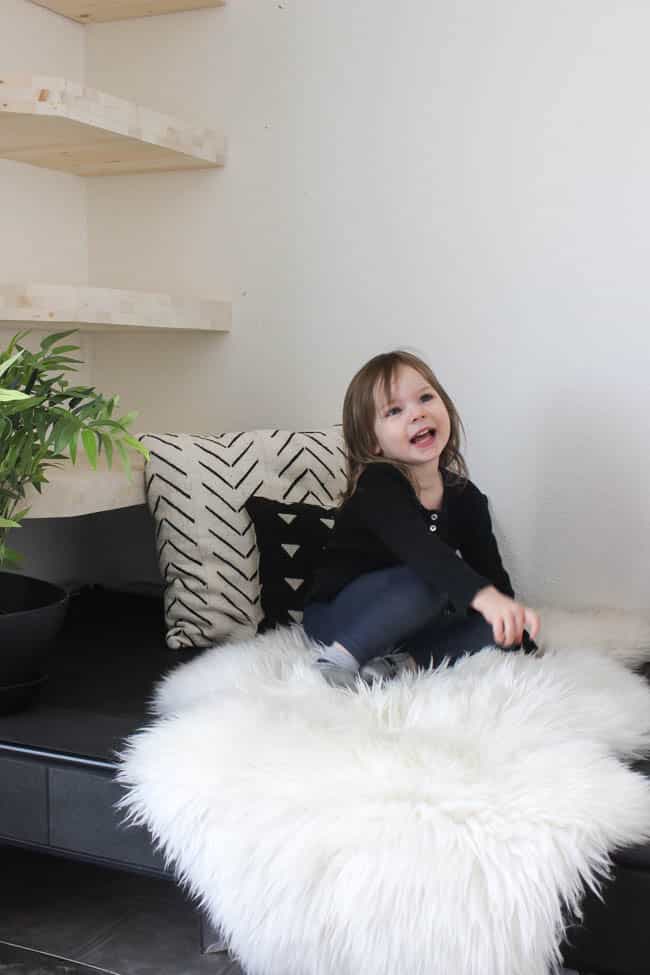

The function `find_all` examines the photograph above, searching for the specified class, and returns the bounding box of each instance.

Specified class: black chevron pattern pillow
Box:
[245,497,337,631]
[141,427,346,649]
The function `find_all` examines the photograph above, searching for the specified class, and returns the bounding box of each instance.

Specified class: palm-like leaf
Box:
[0,330,149,567]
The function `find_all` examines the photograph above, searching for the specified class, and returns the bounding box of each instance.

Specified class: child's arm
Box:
[460,487,540,645]
[354,465,540,647]
[472,586,540,646]
[354,464,491,612]
[457,489,514,597]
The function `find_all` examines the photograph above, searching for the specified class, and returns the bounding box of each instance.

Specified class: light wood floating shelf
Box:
[0,74,225,176]
[30,0,225,23]
[0,283,231,333]
[24,454,146,519]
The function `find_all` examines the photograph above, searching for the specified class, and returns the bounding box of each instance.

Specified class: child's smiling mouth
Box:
[410,428,436,447]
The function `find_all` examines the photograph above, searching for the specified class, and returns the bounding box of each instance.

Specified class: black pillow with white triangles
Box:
[245,496,337,632]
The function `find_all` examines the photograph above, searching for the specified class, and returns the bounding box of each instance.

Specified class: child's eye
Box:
[421,392,434,402]
[386,406,401,417]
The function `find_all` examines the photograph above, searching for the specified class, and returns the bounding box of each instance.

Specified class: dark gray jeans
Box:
[303,565,534,669]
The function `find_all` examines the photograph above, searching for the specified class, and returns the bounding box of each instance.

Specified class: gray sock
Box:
[315,641,359,672]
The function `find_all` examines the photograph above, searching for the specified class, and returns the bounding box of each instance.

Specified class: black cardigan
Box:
[306,462,514,610]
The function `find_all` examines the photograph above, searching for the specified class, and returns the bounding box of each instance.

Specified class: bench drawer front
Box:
[49,766,166,872]
[0,757,48,844]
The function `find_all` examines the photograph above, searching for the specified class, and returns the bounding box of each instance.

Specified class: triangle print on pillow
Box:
[285,578,304,591]
[245,496,337,632]
[282,544,301,558]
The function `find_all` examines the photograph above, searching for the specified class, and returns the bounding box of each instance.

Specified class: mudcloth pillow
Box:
[245,497,337,631]
[141,428,346,649]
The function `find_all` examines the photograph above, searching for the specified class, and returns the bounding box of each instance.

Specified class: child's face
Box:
[373,365,451,470]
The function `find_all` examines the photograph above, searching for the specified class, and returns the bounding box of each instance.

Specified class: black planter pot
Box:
[0,572,70,715]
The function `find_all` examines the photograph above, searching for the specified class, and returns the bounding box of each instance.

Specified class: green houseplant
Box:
[0,328,148,567]
[0,328,149,712]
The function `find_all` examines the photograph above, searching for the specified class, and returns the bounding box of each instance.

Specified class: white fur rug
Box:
[118,612,650,975]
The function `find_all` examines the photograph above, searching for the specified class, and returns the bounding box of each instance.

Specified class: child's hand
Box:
[470,586,540,647]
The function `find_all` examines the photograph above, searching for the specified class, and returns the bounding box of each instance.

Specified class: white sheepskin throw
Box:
[118,623,650,975]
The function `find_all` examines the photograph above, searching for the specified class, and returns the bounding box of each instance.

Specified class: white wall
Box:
[0,0,92,377]
[0,0,87,276]
[3,0,649,612]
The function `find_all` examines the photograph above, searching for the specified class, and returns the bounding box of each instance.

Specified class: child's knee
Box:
[382,565,439,623]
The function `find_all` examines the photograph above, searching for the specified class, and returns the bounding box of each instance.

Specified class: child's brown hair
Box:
[341,350,468,502]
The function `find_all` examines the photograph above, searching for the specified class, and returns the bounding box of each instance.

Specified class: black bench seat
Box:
[0,587,200,876]
[2,586,650,972]
[0,587,199,766]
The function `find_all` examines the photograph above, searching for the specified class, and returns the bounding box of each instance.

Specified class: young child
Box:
[303,350,540,688]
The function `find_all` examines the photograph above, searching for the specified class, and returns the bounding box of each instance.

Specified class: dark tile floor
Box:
[0,940,120,973]
[0,845,588,975]
[0,846,242,975]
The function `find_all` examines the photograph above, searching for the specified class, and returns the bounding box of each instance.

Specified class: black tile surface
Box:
[0,847,241,975]
[0,846,594,975]
[0,941,118,974]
